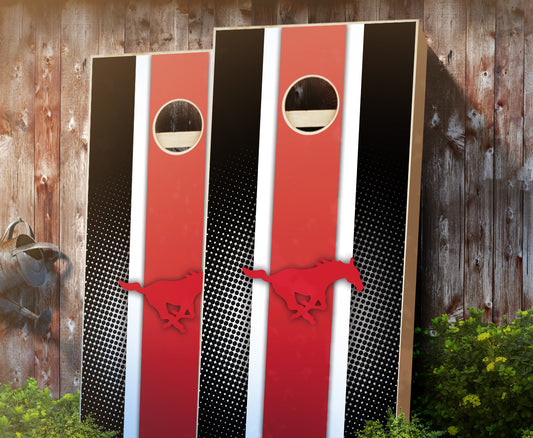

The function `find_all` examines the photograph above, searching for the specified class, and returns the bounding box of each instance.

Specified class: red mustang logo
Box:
[119,271,202,333]
[242,258,364,325]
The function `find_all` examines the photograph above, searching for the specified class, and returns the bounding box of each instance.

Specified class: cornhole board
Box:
[198,21,426,438]
[81,51,210,438]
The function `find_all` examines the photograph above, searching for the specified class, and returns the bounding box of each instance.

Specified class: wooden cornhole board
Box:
[198,21,426,438]
[81,51,210,438]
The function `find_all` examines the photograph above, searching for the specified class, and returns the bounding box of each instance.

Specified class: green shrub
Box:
[413,308,533,437]
[356,409,444,437]
[0,378,116,438]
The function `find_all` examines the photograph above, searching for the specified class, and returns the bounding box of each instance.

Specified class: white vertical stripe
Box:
[327,23,365,438]
[124,54,151,438]
[245,27,281,438]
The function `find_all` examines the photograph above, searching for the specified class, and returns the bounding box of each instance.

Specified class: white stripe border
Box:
[327,23,365,438]
[245,27,281,438]
[123,54,151,438]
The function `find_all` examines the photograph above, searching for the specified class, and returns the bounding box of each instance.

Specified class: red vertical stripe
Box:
[263,26,346,438]
[140,52,208,438]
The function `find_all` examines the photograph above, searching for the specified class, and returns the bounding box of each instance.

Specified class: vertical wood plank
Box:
[188,0,214,50]
[275,0,308,25]
[34,0,61,397]
[251,0,311,27]
[464,0,495,322]
[522,0,533,311]
[308,0,345,24]
[494,0,524,323]
[421,0,466,326]
[150,0,189,52]
[214,0,253,27]
[379,0,424,21]
[0,2,36,388]
[252,0,276,25]
[345,0,378,22]
[125,0,151,53]
[98,0,126,55]
[60,0,99,395]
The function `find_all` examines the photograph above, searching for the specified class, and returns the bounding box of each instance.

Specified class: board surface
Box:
[198,21,426,438]
[82,52,210,438]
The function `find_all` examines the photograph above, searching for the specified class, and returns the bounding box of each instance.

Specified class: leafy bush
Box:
[0,378,116,438]
[356,409,444,437]
[413,308,533,437]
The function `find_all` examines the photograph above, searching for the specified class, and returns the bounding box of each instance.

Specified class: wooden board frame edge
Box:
[396,20,427,419]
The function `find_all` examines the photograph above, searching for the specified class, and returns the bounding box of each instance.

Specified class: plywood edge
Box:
[396,20,427,419]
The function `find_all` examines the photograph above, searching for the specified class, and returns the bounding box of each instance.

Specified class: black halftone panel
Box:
[344,152,408,434]
[343,22,416,436]
[81,56,136,437]
[198,28,264,437]
[81,174,131,435]
[198,150,258,437]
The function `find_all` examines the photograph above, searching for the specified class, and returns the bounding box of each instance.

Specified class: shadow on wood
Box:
[417,47,467,329]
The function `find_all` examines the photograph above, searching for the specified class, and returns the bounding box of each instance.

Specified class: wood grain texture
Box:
[276,0,308,25]
[494,0,524,324]
[379,0,424,21]
[464,0,495,322]
[253,0,309,25]
[188,0,214,49]
[252,0,275,25]
[125,0,151,53]
[308,0,345,23]
[150,0,188,52]
[421,0,466,326]
[59,0,99,395]
[34,0,61,397]
[345,0,379,21]
[214,0,253,27]
[98,0,126,55]
[0,2,36,388]
[524,0,533,311]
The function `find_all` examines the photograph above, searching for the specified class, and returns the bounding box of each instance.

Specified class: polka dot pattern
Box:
[198,147,259,437]
[81,172,131,435]
[344,150,409,435]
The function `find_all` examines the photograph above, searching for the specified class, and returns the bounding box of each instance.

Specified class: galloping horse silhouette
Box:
[242,258,364,325]
[119,271,202,333]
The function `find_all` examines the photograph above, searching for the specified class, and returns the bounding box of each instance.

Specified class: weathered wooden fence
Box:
[0,0,531,397]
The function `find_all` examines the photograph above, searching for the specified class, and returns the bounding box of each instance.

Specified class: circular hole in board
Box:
[283,75,339,135]
[153,99,203,154]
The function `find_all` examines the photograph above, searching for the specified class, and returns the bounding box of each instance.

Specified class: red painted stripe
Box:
[139,52,208,438]
[263,25,346,438]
